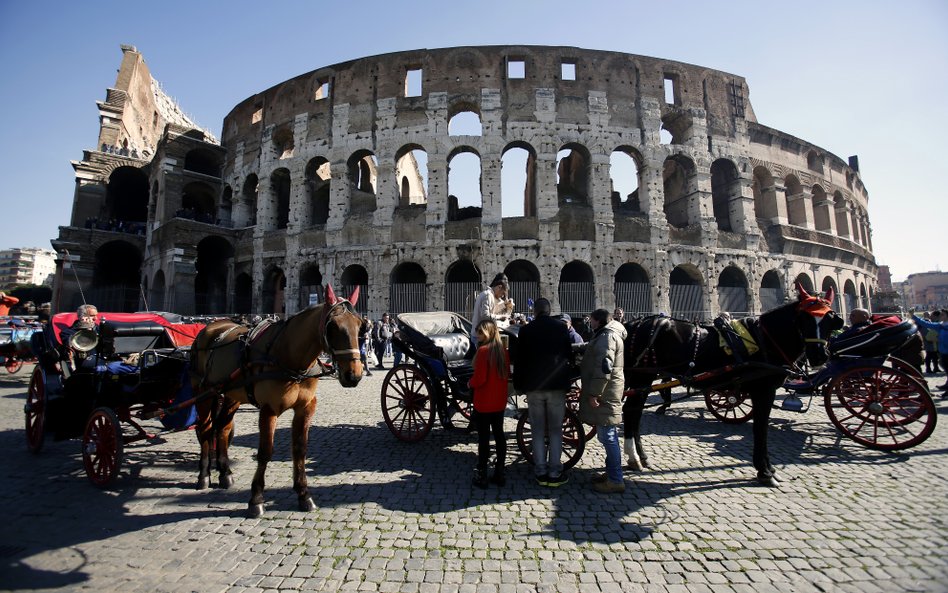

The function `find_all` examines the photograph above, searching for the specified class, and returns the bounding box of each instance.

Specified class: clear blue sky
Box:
[1,0,945,282]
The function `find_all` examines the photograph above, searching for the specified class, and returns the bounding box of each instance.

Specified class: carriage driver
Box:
[59,304,99,370]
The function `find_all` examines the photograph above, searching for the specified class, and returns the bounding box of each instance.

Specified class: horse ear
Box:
[348,285,360,306]
[795,282,809,301]
[325,284,338,305]
[824,286,835,305]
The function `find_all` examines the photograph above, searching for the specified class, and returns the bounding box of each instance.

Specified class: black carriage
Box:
[24,312,206,486]
[380,311,588,469]
[703,317,936,451]
[0,322,39,374]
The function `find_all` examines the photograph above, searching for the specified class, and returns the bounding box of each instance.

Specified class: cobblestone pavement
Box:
[1,360,946,593]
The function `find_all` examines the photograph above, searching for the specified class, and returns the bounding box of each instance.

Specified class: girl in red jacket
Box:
[468,319,509,488]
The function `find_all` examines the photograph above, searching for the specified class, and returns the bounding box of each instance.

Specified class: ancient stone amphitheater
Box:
[54,45,877,321]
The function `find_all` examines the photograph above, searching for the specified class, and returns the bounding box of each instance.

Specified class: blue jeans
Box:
[596,425,623,483]
[526,389,566,477]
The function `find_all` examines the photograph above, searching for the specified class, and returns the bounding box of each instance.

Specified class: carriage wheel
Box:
[565,379,596,442]
[6,358,23,374]
[887,356,926,385]
[381,364,436,442]
[823,366,937,451]
[515,407,586,471]
[456,398,473,421]
[704,388,753,424]
[82,407,124,487]
[24,366,46,453]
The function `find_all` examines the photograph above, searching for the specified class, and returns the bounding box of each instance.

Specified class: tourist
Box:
[912,310,948,391]
[513,297,574,487]
[468,319,509,488]
[472,273,514,330]
[578,308,627,493]
[372,313,394,370]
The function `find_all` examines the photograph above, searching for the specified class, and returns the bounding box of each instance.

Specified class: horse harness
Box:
[200,301,356,407]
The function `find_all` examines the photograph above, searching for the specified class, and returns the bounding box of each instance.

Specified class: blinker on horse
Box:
[621,284,844,487]
[190,285,364,517]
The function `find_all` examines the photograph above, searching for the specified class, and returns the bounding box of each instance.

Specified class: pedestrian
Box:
[513,297,574,486]
[924,311,941,374]
[578,308,628,493]
[0,292,19,317]
[358,317,373,376]
[468,319,509,488]
[372,313,394,369]
[558,313,584,345]
[472,273,514,330]
[913,309,948,392]
[613,307,625,324]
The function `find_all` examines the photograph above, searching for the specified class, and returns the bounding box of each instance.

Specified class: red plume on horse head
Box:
[795,282,811,301]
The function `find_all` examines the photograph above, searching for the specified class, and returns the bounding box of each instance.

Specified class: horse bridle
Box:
[320,300,361,362]
[757,298,834,370]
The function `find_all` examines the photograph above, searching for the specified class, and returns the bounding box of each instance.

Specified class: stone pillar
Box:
[589,152,614,243]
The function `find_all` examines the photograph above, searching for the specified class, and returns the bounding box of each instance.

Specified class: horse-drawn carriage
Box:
[24,311,206,486]
[703,314,936,451]
[380,311,588,469]
[0,321,39,373]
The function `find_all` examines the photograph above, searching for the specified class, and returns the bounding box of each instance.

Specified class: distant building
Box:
[0,248,57,289]
[905,271,948,310]
[877,265,893,291]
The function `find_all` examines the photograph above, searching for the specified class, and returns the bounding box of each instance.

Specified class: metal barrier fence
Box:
[389,283,426,315]
[669,284,709,321]
[508,281,539,317]
[445,282,480,317]
[558,282,596,319]
[717,286,750,318]
[614,282,652,315]
[341,284,368,317]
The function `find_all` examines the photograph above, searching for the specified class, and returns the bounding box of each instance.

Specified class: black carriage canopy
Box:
[395,312,473,363]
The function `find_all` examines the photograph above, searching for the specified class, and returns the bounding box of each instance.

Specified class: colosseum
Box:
[52,45,877,322]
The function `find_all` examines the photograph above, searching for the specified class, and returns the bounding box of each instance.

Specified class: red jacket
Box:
[468,345,509,413]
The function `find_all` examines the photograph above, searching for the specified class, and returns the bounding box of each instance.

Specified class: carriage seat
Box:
[828,319,916,359]
[429,333,473,363]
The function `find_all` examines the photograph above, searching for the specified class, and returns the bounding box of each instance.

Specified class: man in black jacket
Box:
[513,298,574,486]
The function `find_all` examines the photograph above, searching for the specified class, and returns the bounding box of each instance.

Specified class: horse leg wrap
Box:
[625,439,644,471]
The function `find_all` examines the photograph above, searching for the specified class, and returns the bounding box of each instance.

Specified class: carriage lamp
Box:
[781,394,804,412]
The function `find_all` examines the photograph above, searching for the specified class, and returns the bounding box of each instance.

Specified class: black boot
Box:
[472,468,489,489]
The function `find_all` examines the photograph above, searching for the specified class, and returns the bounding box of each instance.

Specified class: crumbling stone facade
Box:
[54,45,877,321]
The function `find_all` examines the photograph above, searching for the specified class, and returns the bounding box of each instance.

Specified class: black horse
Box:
[621,285,844,486]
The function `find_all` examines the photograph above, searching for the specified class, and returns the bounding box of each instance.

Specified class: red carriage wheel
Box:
[515,407,586,470]
[381,364,436,442]
[565,378,596,442]
[24,366,46,453]
[456,398,473,421]
[704,388,753,424]
[82,407,124,487]
[6,358,23,374]
[887,356,926,385]
[823,365,937,451]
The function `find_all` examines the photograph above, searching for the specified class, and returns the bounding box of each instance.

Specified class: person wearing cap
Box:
[513,297,574,487]
[558,313,584,345]
[0,292,19,317]
[472,273,515,330]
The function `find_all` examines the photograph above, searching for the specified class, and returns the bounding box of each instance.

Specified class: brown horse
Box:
[190,285,363,517]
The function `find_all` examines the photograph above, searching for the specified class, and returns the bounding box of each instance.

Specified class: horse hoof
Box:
[299,497,316,512]
[196,477,210,490]
[757,474,780,487]
[219,474,234,489]
[627,458,645,471]
[247,503,265,518]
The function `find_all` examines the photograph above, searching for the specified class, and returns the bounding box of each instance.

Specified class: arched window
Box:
[340,264,368,316]
[195,236,233,314]
[812,185,831,232]
[242,174,258,227]
[219,185,233,226]
[610,147,642,213]
[299,264,323,310]
[270,168,291,230]
[448,109,482,136]
[710,159,740,232]
[501,142,536,219]
[184,148,222,177]
[784,175,806,227]
[107,166,149,223]
[752,166,778,220]
[663,156,697,228]
[843,280,858,316]
[556,144,590,205]
[794,273,814,294]
[150,270,166,311]
[614,263,651,315]
[504,260,541,315]
[305,157,331,226]
[806,150,823,173]
[395,145,428,206]
[181,181,216,223]
[234,273,252,314]
[262,267,286,316]
[92,240,143,312]
[821,276,840,312]
[833,191,850,238]
[447,147,481,221]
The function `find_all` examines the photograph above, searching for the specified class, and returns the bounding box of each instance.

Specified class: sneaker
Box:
[543,473,569,487]
[535,474,549,486]
[592,479,626,494]
[590,473,608,484]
